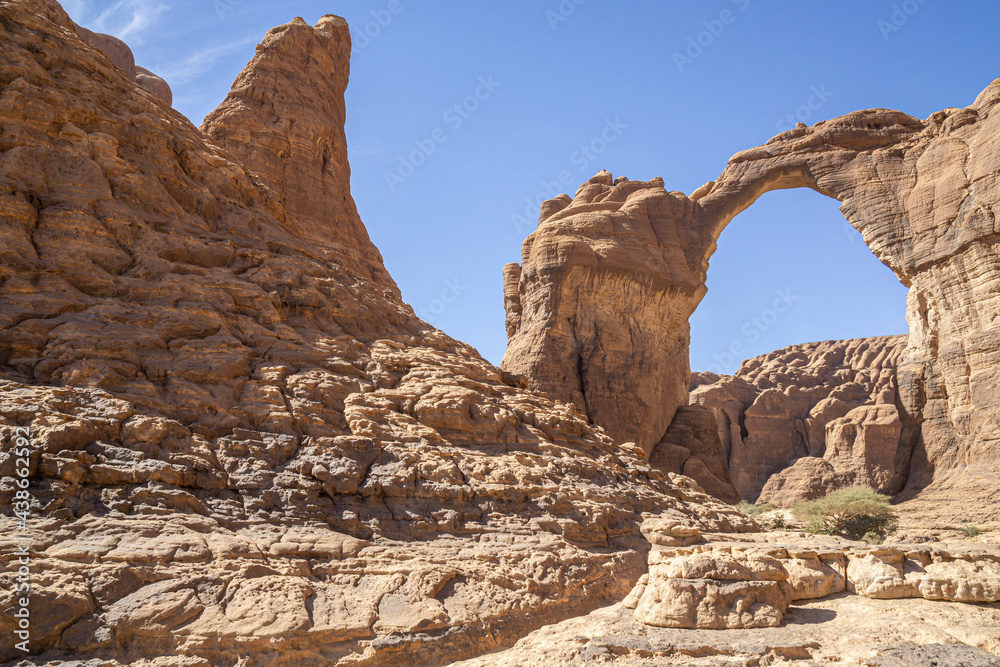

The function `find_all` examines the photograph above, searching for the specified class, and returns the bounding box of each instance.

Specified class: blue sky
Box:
[65,0,999,372]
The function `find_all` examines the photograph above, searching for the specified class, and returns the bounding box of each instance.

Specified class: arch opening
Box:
[684,187,912,503]
[690,187,909,376]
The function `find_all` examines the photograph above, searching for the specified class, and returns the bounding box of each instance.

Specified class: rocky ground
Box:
[452,594,1000,666]
[1,0,999,665]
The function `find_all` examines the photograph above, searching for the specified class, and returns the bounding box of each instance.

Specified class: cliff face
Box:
[0,2,752,664]
[690,336,907,503]
[503,82,1000,508]
[201,16,395,292]
[501,171,705,456]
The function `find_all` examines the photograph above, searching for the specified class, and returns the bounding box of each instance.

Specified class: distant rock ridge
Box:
[690,335,908,503]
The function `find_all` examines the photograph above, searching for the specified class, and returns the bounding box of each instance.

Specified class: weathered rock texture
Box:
[503,80,1000,509]
[454,535,1000,666]
[73,23,172,106]
[201,16,393,290]
[689,336,908,503]
[623,547,793,629]
[649,404,740,503]
[0,2,754,665]
[623,536,1000,631]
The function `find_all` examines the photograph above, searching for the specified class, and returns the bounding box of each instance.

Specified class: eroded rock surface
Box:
[690,336,908,503]
[0,2,753,664]
[624,535,1000,629]
[455,532,1000,665]
[504,79,1000,509]
[73,23,172,106]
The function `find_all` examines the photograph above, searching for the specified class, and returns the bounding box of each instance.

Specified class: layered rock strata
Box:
[622,535,1000,630]
[453,536,1000,666]
[0,2,753,665]
[503,80,1000,506]
[690,336,907,502]
[73,23,172,106]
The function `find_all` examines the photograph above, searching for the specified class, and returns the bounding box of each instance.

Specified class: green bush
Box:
[792,487,898,541]
[861,531,883,545]
[804,518,833,535]
[959,525,981,537]
[736,500,776,516]
[767,515,787,531]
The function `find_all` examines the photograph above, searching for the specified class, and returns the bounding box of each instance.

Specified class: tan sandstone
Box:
[504,80,1000,514]
[0,2,754,664]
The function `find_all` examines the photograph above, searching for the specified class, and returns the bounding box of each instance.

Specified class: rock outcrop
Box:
[690,336,907,502]
[649,404,741,503]
[622,535,1000,630]
[501,171,703,456]
[0,2,754,664]
[623,547,794,629]
[73,23,172,106]
[504,81,1000,508]
[457,535,1000,666]
[201,16,394,291]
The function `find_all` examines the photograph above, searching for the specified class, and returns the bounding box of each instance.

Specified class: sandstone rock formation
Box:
[455,535,1000,666]
[202,16,394,290]
[73,23,172,106]
[623,548,793,629]
[504,80,1000,511]
[0,2,755,664]
[649,404,740,503]
[689,336,908,503]
[623,535,1000,631]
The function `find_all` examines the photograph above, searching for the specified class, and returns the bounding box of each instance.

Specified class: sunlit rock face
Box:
[0,1,755,664]
[691,336,907,503]
[504,80,1000,508]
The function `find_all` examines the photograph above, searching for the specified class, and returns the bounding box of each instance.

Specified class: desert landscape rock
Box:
[0,1,754,664]
[201,15,394,290]
[503,79,1000,516]
[454,538,1000,666]
[689,335,908,503]
[72,23,172,106]
[649,403,741,503]
[2,0,1000,664]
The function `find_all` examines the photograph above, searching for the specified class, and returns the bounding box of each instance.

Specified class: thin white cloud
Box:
[70,0,169,45]
[155,35,257,86]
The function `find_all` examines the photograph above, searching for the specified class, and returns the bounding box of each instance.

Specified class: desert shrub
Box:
[792,487,898,541]
[767,515,787,531]
[959,524,981,537]
[736,500,776,516]
[861,531,883,545]
[804,518,832,535]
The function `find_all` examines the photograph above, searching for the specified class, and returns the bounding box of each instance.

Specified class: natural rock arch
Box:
[503,80,1000,500]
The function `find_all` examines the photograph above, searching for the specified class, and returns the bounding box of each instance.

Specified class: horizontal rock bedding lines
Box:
[0,1,755,665]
